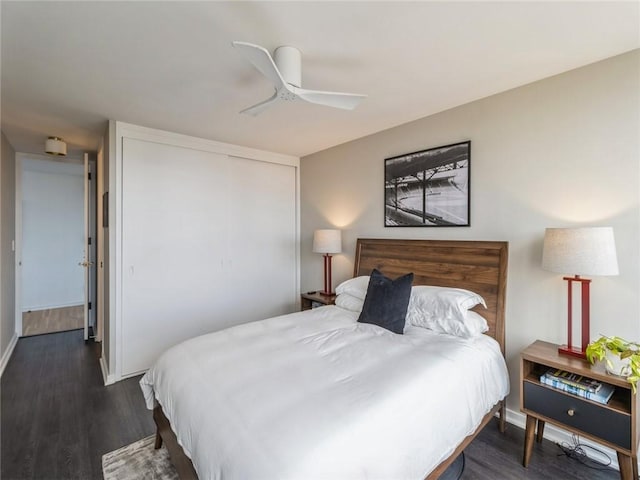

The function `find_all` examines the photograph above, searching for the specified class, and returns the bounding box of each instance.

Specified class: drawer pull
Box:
[567,409,575,417]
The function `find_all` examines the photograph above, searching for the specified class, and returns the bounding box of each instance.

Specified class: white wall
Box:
[300,50,640,412]
[21,159,84,311]
[0,131,17,372]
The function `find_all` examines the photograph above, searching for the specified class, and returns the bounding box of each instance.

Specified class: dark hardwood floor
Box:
[463,420,619,479]
[1,330,154,480]
[1,329,621,479]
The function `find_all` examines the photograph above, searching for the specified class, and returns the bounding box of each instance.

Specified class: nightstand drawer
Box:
[523,382,631,449]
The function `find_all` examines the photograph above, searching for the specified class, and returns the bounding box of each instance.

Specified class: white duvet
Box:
[140,305,509,480]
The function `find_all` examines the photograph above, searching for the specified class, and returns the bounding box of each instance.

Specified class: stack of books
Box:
[540,368,615,405]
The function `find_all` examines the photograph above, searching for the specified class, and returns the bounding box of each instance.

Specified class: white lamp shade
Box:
[542,227,619,276]
[313,229,342,254]
[45,137,67,156]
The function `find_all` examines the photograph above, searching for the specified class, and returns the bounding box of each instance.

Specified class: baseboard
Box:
[22,302,83,312]
[0,333,18,378]
[99,355,116,386]
[504,407,621,471]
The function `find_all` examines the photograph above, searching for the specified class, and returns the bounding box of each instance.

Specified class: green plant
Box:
[586,336,640,393]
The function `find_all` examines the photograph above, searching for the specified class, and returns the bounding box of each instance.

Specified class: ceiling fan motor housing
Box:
[274,46,302,87]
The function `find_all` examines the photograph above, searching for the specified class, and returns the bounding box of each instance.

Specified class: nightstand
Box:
[300,292,336,311]
[521,340,639,480]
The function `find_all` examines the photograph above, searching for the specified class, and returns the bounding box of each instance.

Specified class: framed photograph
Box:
[384,141,470,227]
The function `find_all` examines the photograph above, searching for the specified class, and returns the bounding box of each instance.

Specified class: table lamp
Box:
[313,229,342,296]
[542,227,618,357]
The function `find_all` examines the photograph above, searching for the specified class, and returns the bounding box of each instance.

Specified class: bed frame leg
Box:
[154,429,163,449]
[498,400,506,433]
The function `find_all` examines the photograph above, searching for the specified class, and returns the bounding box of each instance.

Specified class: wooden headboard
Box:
[353,239,508,354]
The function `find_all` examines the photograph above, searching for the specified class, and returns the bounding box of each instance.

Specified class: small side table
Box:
[300,292,336,311]
[521,340,638,480]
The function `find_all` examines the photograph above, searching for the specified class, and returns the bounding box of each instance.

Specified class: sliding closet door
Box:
[120,138,298,376]
[121,138,229,375]
[225,156,297,321]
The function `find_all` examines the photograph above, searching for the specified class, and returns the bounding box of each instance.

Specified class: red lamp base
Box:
[558,345,586,358]
[559,275,591,361]
[321,254,334,298]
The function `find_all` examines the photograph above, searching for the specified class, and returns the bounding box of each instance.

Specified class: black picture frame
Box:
[384,140,470,227]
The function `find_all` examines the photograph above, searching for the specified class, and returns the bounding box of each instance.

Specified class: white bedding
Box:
[140,305,509,480]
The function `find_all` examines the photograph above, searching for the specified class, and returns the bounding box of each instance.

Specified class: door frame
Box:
[14,152,97,338]
[85,155,98,340]
[96,140,105,343]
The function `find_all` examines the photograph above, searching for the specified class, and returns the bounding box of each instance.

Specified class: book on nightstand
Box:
[540,370,615,405]
[543,368,603,393]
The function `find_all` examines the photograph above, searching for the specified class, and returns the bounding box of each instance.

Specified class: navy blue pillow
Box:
[357,269,414,334]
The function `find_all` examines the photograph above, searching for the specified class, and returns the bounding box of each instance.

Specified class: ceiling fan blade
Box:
[292,86,366,110]
[232,41,285,89]
[239,90,279,116]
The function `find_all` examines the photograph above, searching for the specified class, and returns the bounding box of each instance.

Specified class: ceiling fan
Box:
[232,41,367,116]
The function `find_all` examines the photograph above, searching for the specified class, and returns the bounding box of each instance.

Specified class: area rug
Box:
[102,435,178,480]
[103,435,465,480]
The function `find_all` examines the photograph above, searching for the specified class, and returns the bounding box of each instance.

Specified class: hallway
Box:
[21,305,84,337]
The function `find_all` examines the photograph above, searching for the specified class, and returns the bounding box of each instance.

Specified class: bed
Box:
[140,238,509,479]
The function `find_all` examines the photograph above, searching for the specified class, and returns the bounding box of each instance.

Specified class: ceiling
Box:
[2,2,638,159]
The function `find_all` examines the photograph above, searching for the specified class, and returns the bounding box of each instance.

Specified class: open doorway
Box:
[15,153,96,338]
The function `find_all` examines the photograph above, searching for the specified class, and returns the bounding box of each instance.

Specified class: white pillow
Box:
[405,285,487,337]
[335,293,365,313]
[440,310,488,337]
[335,276,370,300]
[465,311,489,336]
[404,311,489,338]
